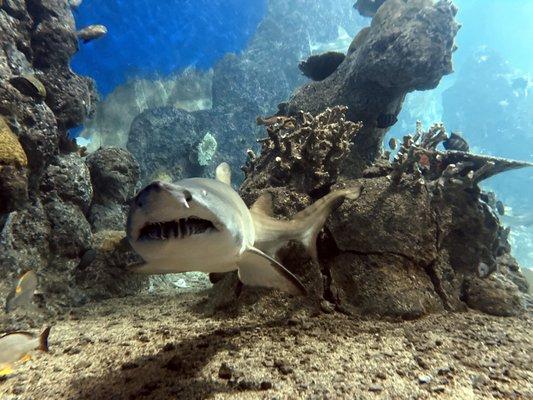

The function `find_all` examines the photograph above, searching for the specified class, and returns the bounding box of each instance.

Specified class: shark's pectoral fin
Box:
[237,247,307,296]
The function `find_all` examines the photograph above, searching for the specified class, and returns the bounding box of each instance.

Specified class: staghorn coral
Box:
[244,106,362,196]
[389,122,533,191]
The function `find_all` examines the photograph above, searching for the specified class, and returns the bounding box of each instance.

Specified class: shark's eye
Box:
[183,190,192,202]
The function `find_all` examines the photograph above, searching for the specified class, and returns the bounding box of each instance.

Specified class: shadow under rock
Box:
[68,318,289,400]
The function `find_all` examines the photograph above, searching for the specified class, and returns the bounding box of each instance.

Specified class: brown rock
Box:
[328,253,443,318]
[464,274,524,317]
[329,177,437,266]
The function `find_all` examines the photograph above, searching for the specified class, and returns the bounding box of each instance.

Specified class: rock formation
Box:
[0,0,145,309]
[207,108,530,318]
[283,0,460,173]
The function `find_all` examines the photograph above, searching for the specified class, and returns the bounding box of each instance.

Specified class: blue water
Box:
[71,0,267,96]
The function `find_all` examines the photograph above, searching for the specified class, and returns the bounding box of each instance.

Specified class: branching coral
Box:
[284,0,459,172]
[389,122,533,193]
[245,106,362,195]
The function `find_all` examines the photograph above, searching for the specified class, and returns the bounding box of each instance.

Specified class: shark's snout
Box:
[128,180,220,246]
[134,181,162,208]
[134,181,191,210]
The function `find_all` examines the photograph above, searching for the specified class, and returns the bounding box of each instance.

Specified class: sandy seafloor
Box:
[0,290,531,400]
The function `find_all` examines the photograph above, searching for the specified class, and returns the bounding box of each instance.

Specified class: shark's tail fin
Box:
[293,186,361,259]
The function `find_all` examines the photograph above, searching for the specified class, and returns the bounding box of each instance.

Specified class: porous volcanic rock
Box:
[74,230,147,301]
[40,153,93,213]
[206,104,529,319]
[85,147,140,231]
[0,1,144,307]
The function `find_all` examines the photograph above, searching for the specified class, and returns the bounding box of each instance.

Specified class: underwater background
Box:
[71,0,533,268]
[2,1,533,398]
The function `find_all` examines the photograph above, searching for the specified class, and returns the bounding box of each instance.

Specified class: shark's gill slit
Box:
[138,217,216,241]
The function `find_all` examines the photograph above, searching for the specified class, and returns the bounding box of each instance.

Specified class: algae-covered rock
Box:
[0,117,29,213]
[0,116,28,168]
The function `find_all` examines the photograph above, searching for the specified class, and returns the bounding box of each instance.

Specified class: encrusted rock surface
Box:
[0,1,144,307]
[85,147,140,231]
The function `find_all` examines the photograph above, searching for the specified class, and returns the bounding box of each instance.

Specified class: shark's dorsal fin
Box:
[250,192,274,217]
[237,246,307,296]
[215,162,232,185]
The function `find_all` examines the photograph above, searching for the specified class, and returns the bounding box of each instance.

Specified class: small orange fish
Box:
[5,270,38,313]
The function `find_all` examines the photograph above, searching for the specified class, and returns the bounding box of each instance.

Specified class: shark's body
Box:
[127,163,360,295]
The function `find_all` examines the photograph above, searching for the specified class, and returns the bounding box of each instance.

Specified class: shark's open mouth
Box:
[138,217,217,241]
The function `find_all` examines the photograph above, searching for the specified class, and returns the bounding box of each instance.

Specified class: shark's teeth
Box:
[138,217,216,241]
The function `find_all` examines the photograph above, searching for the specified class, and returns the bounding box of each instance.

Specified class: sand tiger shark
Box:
[126,163,360,295]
